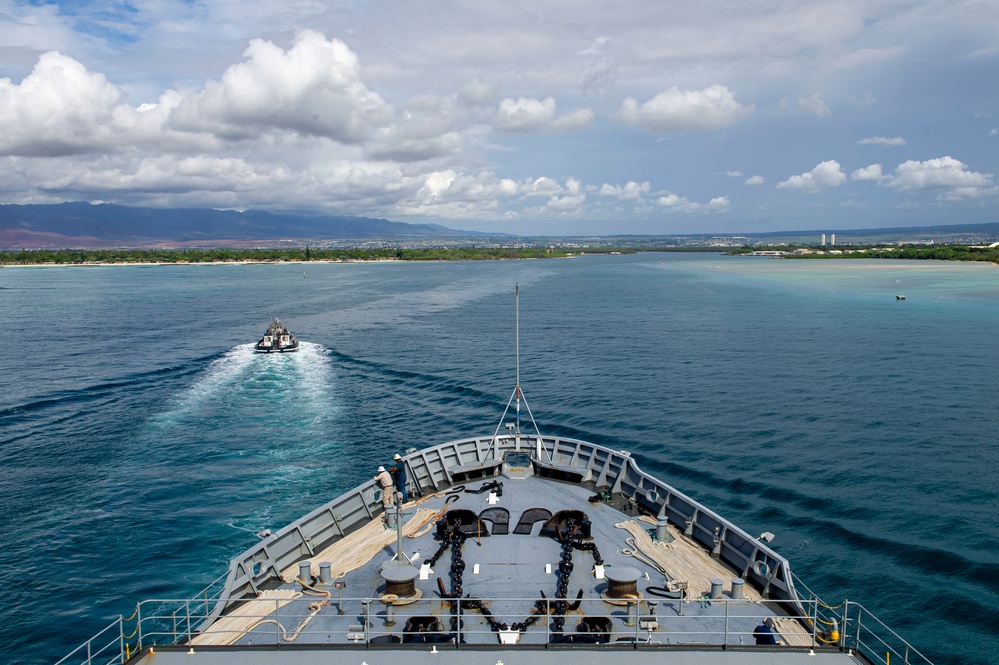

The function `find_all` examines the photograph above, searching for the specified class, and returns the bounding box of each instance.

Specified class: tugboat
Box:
[254,318,299,353]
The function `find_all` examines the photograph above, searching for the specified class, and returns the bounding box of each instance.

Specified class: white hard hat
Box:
[377,466,385,472]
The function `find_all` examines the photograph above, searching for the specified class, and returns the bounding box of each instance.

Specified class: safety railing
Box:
[54,617,125,665]
[56,592,934,664]
[792,574,934,665]
[55,571,229,665]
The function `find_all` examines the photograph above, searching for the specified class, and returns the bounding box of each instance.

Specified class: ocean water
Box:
[1,253,997,664]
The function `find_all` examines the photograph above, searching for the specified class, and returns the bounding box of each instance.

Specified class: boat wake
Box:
[137,341,345,537]
[153,342,335,428]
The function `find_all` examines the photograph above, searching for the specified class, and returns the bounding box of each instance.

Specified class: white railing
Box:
[56,594,934,664]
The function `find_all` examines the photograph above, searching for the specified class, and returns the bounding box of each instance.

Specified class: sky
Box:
[0,1,997,236]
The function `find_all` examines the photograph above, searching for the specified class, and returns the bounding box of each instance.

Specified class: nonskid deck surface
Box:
[188,474,821,651]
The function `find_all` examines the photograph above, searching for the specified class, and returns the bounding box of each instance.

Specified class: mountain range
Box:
[0,202,483,249]
[1,202,997,249]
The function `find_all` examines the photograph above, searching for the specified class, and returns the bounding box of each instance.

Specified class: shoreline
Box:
[0,256,584,268]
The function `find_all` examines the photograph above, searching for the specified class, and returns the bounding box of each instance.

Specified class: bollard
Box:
[710,578,724,600]
[730,577,744,599]
[656,517,672,542]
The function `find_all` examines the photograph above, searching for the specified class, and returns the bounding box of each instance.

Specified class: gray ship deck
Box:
[126,468,865,664]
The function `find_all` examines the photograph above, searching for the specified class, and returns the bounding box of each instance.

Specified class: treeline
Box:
[729,244,999,264]
[847,245,999,263]
[0,246,608,265]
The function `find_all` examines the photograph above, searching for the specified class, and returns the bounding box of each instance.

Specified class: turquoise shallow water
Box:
[1,253,997,664]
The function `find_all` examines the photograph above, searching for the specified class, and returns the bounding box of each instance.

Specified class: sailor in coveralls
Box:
[374,465,395,508]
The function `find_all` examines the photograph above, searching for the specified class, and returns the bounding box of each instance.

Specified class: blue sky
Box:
[0,1,997,235]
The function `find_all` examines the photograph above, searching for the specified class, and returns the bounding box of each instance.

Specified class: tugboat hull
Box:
[254,319,299,353]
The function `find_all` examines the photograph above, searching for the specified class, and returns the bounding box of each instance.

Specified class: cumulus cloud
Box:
[4,4,995,231]
[0,51,124,156]
[598,181,650,200]
[777,160,846,192]
[615,84,753,132]
[521,176,565,198]
[857,136,905,146]
[493,97,592,132]
[546,192,587,211]
[418,170,456,201]
[366,96,468,162]
[656,193,730,214]
[885,157,993,198]
[494,97,556,132]
[171,30,391,143]
[851,164,886,181]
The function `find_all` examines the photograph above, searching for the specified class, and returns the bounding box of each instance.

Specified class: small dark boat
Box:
[254,318,299,353]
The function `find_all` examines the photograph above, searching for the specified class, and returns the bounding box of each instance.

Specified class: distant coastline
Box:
[0,246,635,266]
[3,244,998,267]
[728,244,999,266]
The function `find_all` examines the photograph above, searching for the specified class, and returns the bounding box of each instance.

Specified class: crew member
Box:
[753,617,783,645]
[389,453,408,503]
[374,465,394,508]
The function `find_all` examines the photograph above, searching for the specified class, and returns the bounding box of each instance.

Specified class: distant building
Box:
[821,233,826,246]
[831,233,836,245]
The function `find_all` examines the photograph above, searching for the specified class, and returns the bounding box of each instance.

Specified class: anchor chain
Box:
[429,513,604,639]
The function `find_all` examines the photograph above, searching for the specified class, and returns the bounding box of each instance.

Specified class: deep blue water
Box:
[1,253,997,664]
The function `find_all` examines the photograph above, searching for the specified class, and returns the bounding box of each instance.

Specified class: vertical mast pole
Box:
[515,283,521,439]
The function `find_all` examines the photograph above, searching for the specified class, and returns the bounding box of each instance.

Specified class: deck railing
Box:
[56,594,933,665]
[791,573,935,665]
[55,571,228,665]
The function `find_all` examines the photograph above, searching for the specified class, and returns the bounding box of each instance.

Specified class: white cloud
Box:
[886,157,993,199]
[171,30,391,143]
[494,97,556,132]
[655,193,730,214]
[857,136,906,146]
[777,160,846,192]
[615,84,753,132]
[521,176,564,198]
[546,193,587,211]
[458,78,499,106]
[498,179,519,196]
[851,164,886,181]
[419,170,456,201]
[598,181,650,200]
[493,97,592,133]
[0,51,124,156]
[1,3,997,233]
[551,108,596,131]
[0,2,79,54]
[798,93,831,118]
